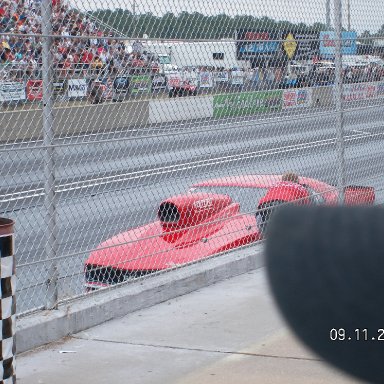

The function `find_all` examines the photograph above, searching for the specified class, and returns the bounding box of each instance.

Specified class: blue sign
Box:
[320,31,357,57]
[236,30,281,62]
[239,41,279,54]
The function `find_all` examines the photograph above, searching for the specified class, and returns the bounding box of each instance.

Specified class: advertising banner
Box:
[130,75,151,94]
[376,82,384,97]
[282,31,320,61]
[214,71,229,83]
[0,82,26,102]
[320,31,357,57]
[199,72,213,88]
[53,80,66,98]
[236,30,280,60]
[113,76,129,98]
[102,77,113,100]
[342,83,377,101]
[166,73,182,90]
[67,79,87,98]
[26,80,43,101]
[182,72,198,86]
[151,74,167,91]
[231,71,245,85]
[283,88,312,109]
[213,90,283,118]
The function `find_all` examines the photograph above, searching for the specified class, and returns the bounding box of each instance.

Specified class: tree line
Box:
[88,10,332,40]
[89,9,384,42]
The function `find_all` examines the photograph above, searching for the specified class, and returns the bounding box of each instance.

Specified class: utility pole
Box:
[326,0,331,29]
[347,0,351,31]
[133,0,138,38]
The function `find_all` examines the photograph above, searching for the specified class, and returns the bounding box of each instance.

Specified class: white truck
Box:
[145,40,251,71]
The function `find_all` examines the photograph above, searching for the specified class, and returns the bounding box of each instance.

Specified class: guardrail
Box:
[2,81,383,142]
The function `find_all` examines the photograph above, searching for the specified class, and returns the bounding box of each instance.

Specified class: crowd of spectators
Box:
[0,0,155,81]
[0,0,383,89]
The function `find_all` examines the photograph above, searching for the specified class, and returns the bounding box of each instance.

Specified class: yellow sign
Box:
[284,33,297,59]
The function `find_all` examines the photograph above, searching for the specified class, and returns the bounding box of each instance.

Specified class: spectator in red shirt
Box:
[81,48,93,71]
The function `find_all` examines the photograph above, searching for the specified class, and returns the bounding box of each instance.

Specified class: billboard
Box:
[342,83,377,101]
[282,31,320,60]
[213,90,283,118]
[199,72,213,88]
[166,73,182,90]
[283,88,312,109]
[130,75,151,94]
[151,75,167,91]
[236,30,280,61]
[53,81,66,98]
[320,31,357,57]
[0,82,26,102]
[26,80,43,101]
[231,70,245,85]
[67,79,87,98]
[214,71,229,83]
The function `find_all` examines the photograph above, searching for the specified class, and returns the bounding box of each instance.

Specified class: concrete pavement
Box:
[17,268,363,384]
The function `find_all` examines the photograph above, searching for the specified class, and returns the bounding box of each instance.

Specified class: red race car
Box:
[84,174,375,289]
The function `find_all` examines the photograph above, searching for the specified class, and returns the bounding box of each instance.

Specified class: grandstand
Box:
[0,0,154,82]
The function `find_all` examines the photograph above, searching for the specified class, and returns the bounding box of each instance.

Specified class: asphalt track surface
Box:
[2,102,384,313]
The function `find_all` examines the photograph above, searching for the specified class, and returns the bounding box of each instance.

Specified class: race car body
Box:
[84,174,374,289]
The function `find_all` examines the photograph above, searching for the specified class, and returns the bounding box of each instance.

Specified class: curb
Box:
[16,244,264,354]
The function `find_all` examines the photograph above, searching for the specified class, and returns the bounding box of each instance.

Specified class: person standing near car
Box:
[281,172,299,183]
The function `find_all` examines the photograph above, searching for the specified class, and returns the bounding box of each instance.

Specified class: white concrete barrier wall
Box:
[148,96,214,124]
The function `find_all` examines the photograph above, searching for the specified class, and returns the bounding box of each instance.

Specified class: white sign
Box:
[183,72,198,86]
[67,79,87,98]
[166,73,182,90]
[199,72,213,88]
[231,71,244,85]
[342,83,377,102]
[283,88,312,109]
[152,75,167,90]
[0,82,26,102]
[214,72,229,83]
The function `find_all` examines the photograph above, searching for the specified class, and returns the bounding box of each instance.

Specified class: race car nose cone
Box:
[266,206,384,384]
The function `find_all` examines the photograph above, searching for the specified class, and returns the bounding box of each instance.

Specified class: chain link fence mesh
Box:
[0,0,383,314]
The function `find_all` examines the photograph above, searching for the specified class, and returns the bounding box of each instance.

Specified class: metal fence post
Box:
[326,0,331,28]
[333,0,346,204]
[41,0,58,309]
[0,218,16,382]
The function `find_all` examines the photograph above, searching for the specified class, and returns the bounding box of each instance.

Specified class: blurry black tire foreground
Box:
[266,206,384,384]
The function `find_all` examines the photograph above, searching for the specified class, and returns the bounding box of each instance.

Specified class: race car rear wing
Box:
[344,185,375,205]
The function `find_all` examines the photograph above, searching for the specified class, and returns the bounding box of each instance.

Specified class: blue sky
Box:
[70,0,383,34]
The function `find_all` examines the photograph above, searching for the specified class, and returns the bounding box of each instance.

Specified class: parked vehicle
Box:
[168,80,197,97]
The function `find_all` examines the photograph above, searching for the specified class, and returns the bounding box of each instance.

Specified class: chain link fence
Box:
[0,0,383,314]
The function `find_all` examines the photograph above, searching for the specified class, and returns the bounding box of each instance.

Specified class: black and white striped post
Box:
[0,218,16,383]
